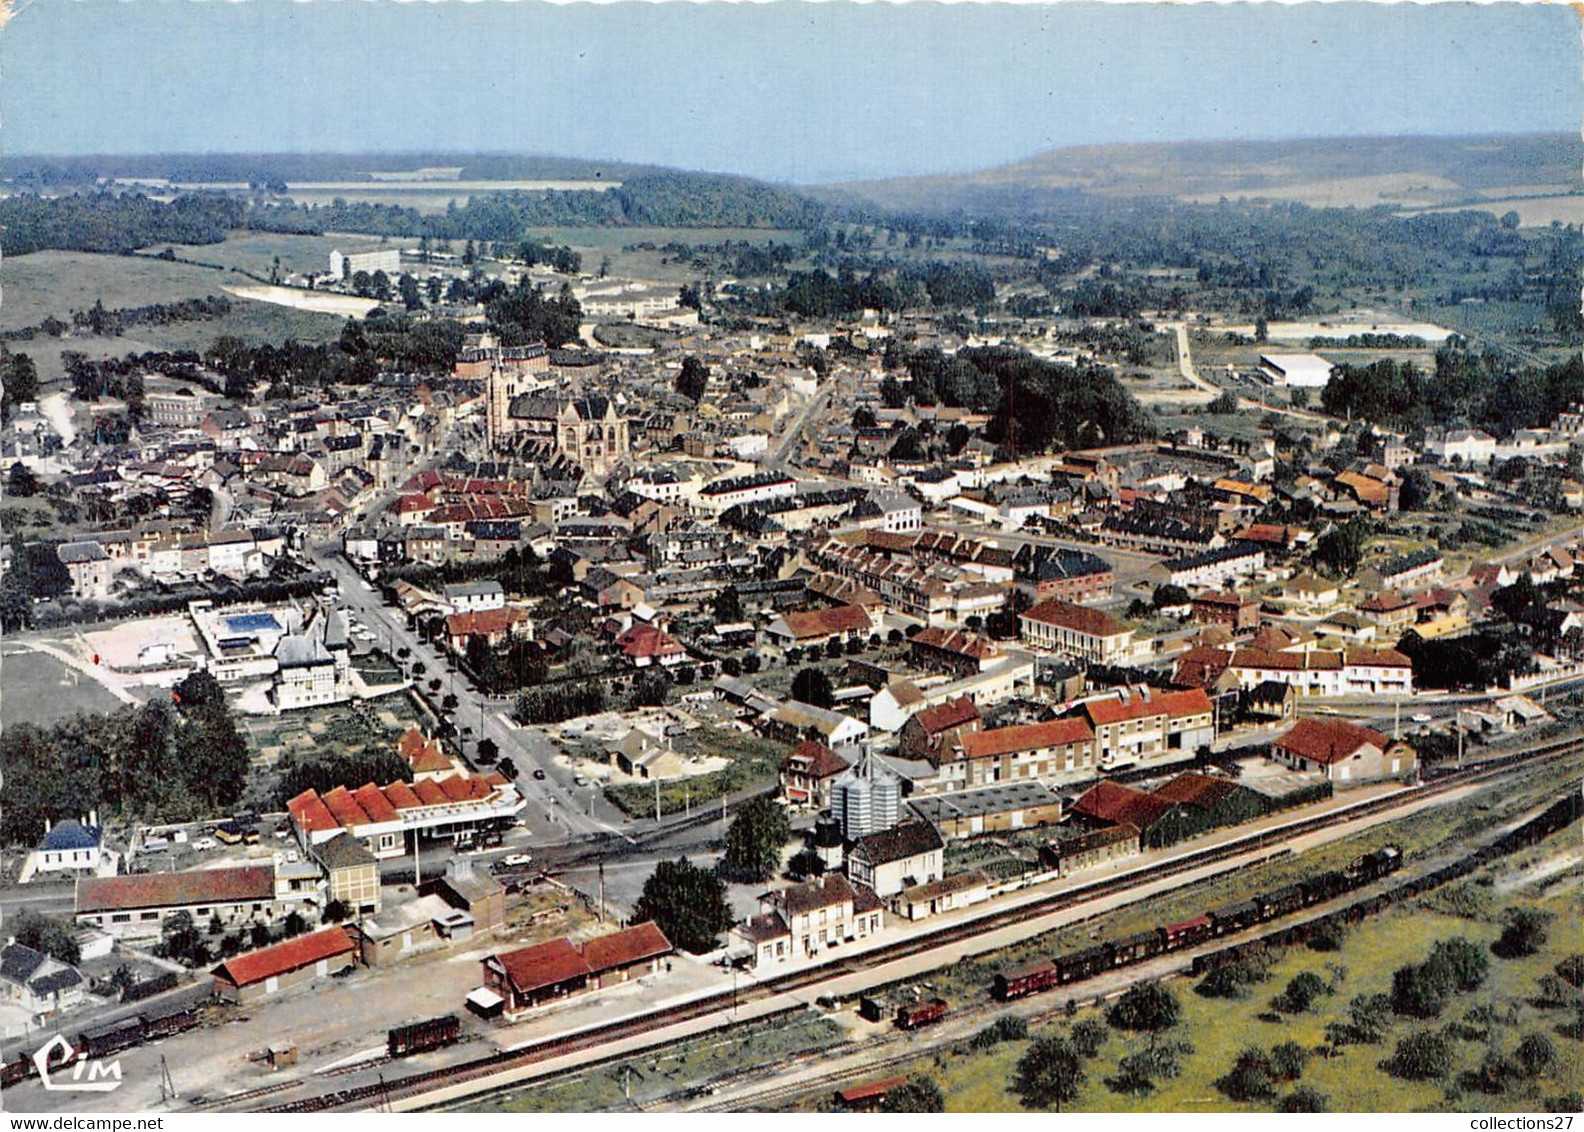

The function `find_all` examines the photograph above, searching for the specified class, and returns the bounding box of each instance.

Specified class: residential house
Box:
[1272,718,1417,785]
[0,943,87,1020]
[897,697,982,761]
[779,740,853,810]
[846,822,945,898]
[1018,599,1134,663]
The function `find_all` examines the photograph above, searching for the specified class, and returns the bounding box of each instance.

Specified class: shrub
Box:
[1494,908,1553,958]
[1198,958,1271,999]
[1272,971,1329,1015]
[1070,1018,1108,1058]
[1429,937,1489,992]
[1217,1047,1277,1101]
[1392,959,1455,1019]
[1278,1086,1330,1112]
[1554,955,1584,989]
[1270,1040,1310,1082]
[1015,1036,1085,1110]
[969,1015,1028,1050]
[1515,1033,1557,1078]
[1386,1029,1454,1081]
[880,1076,944,1113]
[1106,981,1180,1034]
[1306,919,1348,952]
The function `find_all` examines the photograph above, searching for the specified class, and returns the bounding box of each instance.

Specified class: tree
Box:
[1387,1029,1454,1081]
[475,737,500,765]
[1208,390,1239,414]
[1391,958,1454,1019]
[880,1076,944,1113]
[399,273,423,311]
[790,667,835,709]
[676,356,709,403]
[631,858,731,953]
[720,796,791,882]
[1014,1035,1085,1110]
[1107,981,1180,1035]
[322,899,351,924]
[10,910,81,966]
[1254,316,1269,342]
[172,669,225,710]
[6,462,40,497]
[1152,583,1189,609]
[1495,908,1553,958]
[786,848,825,879]
[853,406,877,430]
[711,586,745,625]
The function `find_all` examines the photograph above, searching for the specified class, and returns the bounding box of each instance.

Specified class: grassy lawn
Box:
[147,231,398,277]
[602,725,782,817]
[0,251,235,329]
[869,821,1583,1113]
[899,756,1584,1007]
[0,643,126,724]
[464,1013,842,1112]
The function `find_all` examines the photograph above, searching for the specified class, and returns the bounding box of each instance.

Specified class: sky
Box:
[3,1,1579,184]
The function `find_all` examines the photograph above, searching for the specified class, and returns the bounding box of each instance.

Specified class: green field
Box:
[0,645,127,725]
[795,819,1582,1114]
[147,231,398,278]
[0,251,232,329]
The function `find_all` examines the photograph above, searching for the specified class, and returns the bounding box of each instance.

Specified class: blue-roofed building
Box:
[21,818,105,883]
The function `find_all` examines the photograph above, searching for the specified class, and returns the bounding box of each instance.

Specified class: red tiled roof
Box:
[412,779,448,806]
[288,789,340,835]
[839,1077,909,1105]
[1344,647,1412,668]
[1084,688,1211,726]
[911,696,980,736]
[1232,648,1343,671]
[616,623,687,660]
[778,604,873,641]
[211,927,355,989]
[1275,718,1391,766]
[77,865,275,914]
[1072,781,1174,831]
[961,718,1093,760]
[397,726,430,761]
[322,785,371,828]
[446,607,528,639]
[382,780,423,810]
[1022,599,1129,639]
[910,625,999,660]
[579,922,672,975]
[1151,772,1240,808]
[781,739,851,780]
[495,937,592,994]
[352,783,400,824]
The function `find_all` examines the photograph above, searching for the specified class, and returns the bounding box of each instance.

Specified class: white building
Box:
[330,248,402,281]
[1259,353,1335,388]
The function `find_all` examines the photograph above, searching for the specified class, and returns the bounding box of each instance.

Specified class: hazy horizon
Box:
[5,1,1578,185]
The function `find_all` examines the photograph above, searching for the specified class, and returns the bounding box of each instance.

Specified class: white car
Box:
[191,837,218,852]
[501,852,533,868]
[1410,713,1433,725]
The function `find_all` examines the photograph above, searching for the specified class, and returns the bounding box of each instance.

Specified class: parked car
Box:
[532,768,547,781]
[191,837,218,852]
[500,853,533,868]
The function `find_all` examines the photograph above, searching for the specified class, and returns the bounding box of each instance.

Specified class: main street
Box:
[315,552,630,847]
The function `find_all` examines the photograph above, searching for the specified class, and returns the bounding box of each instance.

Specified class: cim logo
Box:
[32,1034,123,1093]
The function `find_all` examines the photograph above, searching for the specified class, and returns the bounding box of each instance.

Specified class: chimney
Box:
[88,809,99,829]
[1140,685,1152,703]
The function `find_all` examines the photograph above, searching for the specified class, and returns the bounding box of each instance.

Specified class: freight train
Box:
[387,1014,462,1058]
[1,1003,202,1089]
[993,846,1403,1002]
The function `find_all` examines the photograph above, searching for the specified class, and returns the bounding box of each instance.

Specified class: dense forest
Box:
[0,192,243,255]
[881,343,1154,453]
[1321,348,1584,436]
[0,671,248,843]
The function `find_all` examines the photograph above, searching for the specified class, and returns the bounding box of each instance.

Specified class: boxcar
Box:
[387,1014,461,1058]
[1299,869,1348,905]
[1161,914,1212,950]
[1110,930,1163,966]
[77,1016,145,1060]
[1208,899,1262,935]
[993,962,1059,1002]
[142,1005,201,1041]
[1261,885,1306,919]
[1056,944,1111,984]
[896,998,948,1031]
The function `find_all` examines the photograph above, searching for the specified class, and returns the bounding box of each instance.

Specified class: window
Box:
[111,913,131,924]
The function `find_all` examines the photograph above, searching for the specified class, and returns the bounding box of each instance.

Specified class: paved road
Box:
[316,553,629,846]
[766,385,831,472]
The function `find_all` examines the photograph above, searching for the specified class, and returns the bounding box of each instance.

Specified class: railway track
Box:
[255,738,1581,1113]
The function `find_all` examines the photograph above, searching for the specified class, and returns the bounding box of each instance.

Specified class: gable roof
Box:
[776,604,873,640]
[579,921,672,974]
[1022,599,1129,639]
[77,866,275,913]
[1275,717,1393,766]
[960,718,1093,760]
[1083,687,1211,726]
[1071,780,1175,831]
[494,937,592,994]
[780,739,852,780]
[211,927,355,988]
[851,821,944,865]
[910,696,980,736]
